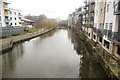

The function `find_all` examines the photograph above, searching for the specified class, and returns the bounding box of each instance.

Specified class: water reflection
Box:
[2,43,24,78]
[68,29,107,78]
[2,29,107,78]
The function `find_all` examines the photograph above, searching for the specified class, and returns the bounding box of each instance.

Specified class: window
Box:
[15,18,17,20]
[100,23,104,30]
[10,23,12,26]
[101,9,102,14]
[15,23,17,25]
[89,33,90,37]
[14,12,16,15]
[94,35,96,39]
[10,17,12,20]
[105,23,108,29]
[107,4,109,12]
[109,23,113,30]
[10,11,12,14]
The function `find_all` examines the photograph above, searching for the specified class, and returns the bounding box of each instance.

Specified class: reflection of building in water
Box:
[69,30,107,78]
[2,43,24,77]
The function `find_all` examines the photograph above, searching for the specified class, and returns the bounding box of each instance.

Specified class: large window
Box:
[107,4,109,12]
[109,23,113,30]
[105,23,108,29]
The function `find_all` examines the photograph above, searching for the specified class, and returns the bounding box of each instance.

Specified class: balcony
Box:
[4,12,9,16]
[93,28,104,36]
[114,1,120,15]
[3,4,10,11]
[89,8,94,13]
[104,30,120,45]
[97,29,104,37]
[86,10,89,14]
[83,24,88,27]
[88,24,93,28]
[18,13,22,17]
[85,17,89,20]
[110,32,120,45]
[93,27,97,33]
[89,16,94,20]
[4,18,10,22]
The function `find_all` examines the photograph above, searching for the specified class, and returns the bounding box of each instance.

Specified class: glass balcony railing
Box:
[89,8,94,13]
[104,30,120,45]
[4,18,10,22]
[93,28,104,36]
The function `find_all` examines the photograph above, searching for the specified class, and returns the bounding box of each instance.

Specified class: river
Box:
[1,29,107,78]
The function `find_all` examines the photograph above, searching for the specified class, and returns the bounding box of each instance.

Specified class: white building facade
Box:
[0,0,24,37]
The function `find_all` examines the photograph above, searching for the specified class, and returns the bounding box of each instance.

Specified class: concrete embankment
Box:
[0,28,55,52]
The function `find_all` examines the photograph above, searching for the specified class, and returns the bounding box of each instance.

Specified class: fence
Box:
[0,26,24,37]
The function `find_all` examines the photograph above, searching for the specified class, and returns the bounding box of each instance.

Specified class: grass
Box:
[24,28,43,33]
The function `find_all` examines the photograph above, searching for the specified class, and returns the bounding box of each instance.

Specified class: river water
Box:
[1,29,107,78]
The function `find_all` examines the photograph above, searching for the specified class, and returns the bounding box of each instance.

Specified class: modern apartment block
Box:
[103,0,120,57]
[93,1,106,44]
[0,0,24,37]
[0,0,10,27]
[68,0,120,77]
[83,0,95,39]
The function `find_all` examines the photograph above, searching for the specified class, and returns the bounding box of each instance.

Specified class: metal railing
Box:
[89,8,94,13]
[114,1,120,15]
[104,30,120,45]
[0,26,24,37]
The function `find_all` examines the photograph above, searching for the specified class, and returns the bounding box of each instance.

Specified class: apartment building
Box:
[68,0,120,78]
[9,8,22,27]
[0,0,10,27]
[103,0,120,57]
[93,1,106,44]
[0,0,24,37]
[84,0,95,39]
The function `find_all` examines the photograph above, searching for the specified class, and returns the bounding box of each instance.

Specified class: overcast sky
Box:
[9,0,84,20]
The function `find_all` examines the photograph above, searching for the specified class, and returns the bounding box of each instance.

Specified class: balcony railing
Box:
[97,29,104,36]
[89,16,94,20]
[89,8,94,13]
[85,17,89,20]
[114,1,120,15]
[4,12,9,16]
[83,24,88,27]
[93,27,97,33]
[104,30,120,45]
[87,24,93,28]
[93,27,104,36]
[86,10,89,14]
[4,18,10,22]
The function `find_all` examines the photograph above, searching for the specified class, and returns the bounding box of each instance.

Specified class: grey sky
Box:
[9,0,84,20]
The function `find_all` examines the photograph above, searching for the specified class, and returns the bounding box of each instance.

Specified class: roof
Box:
[21,18,34,23]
